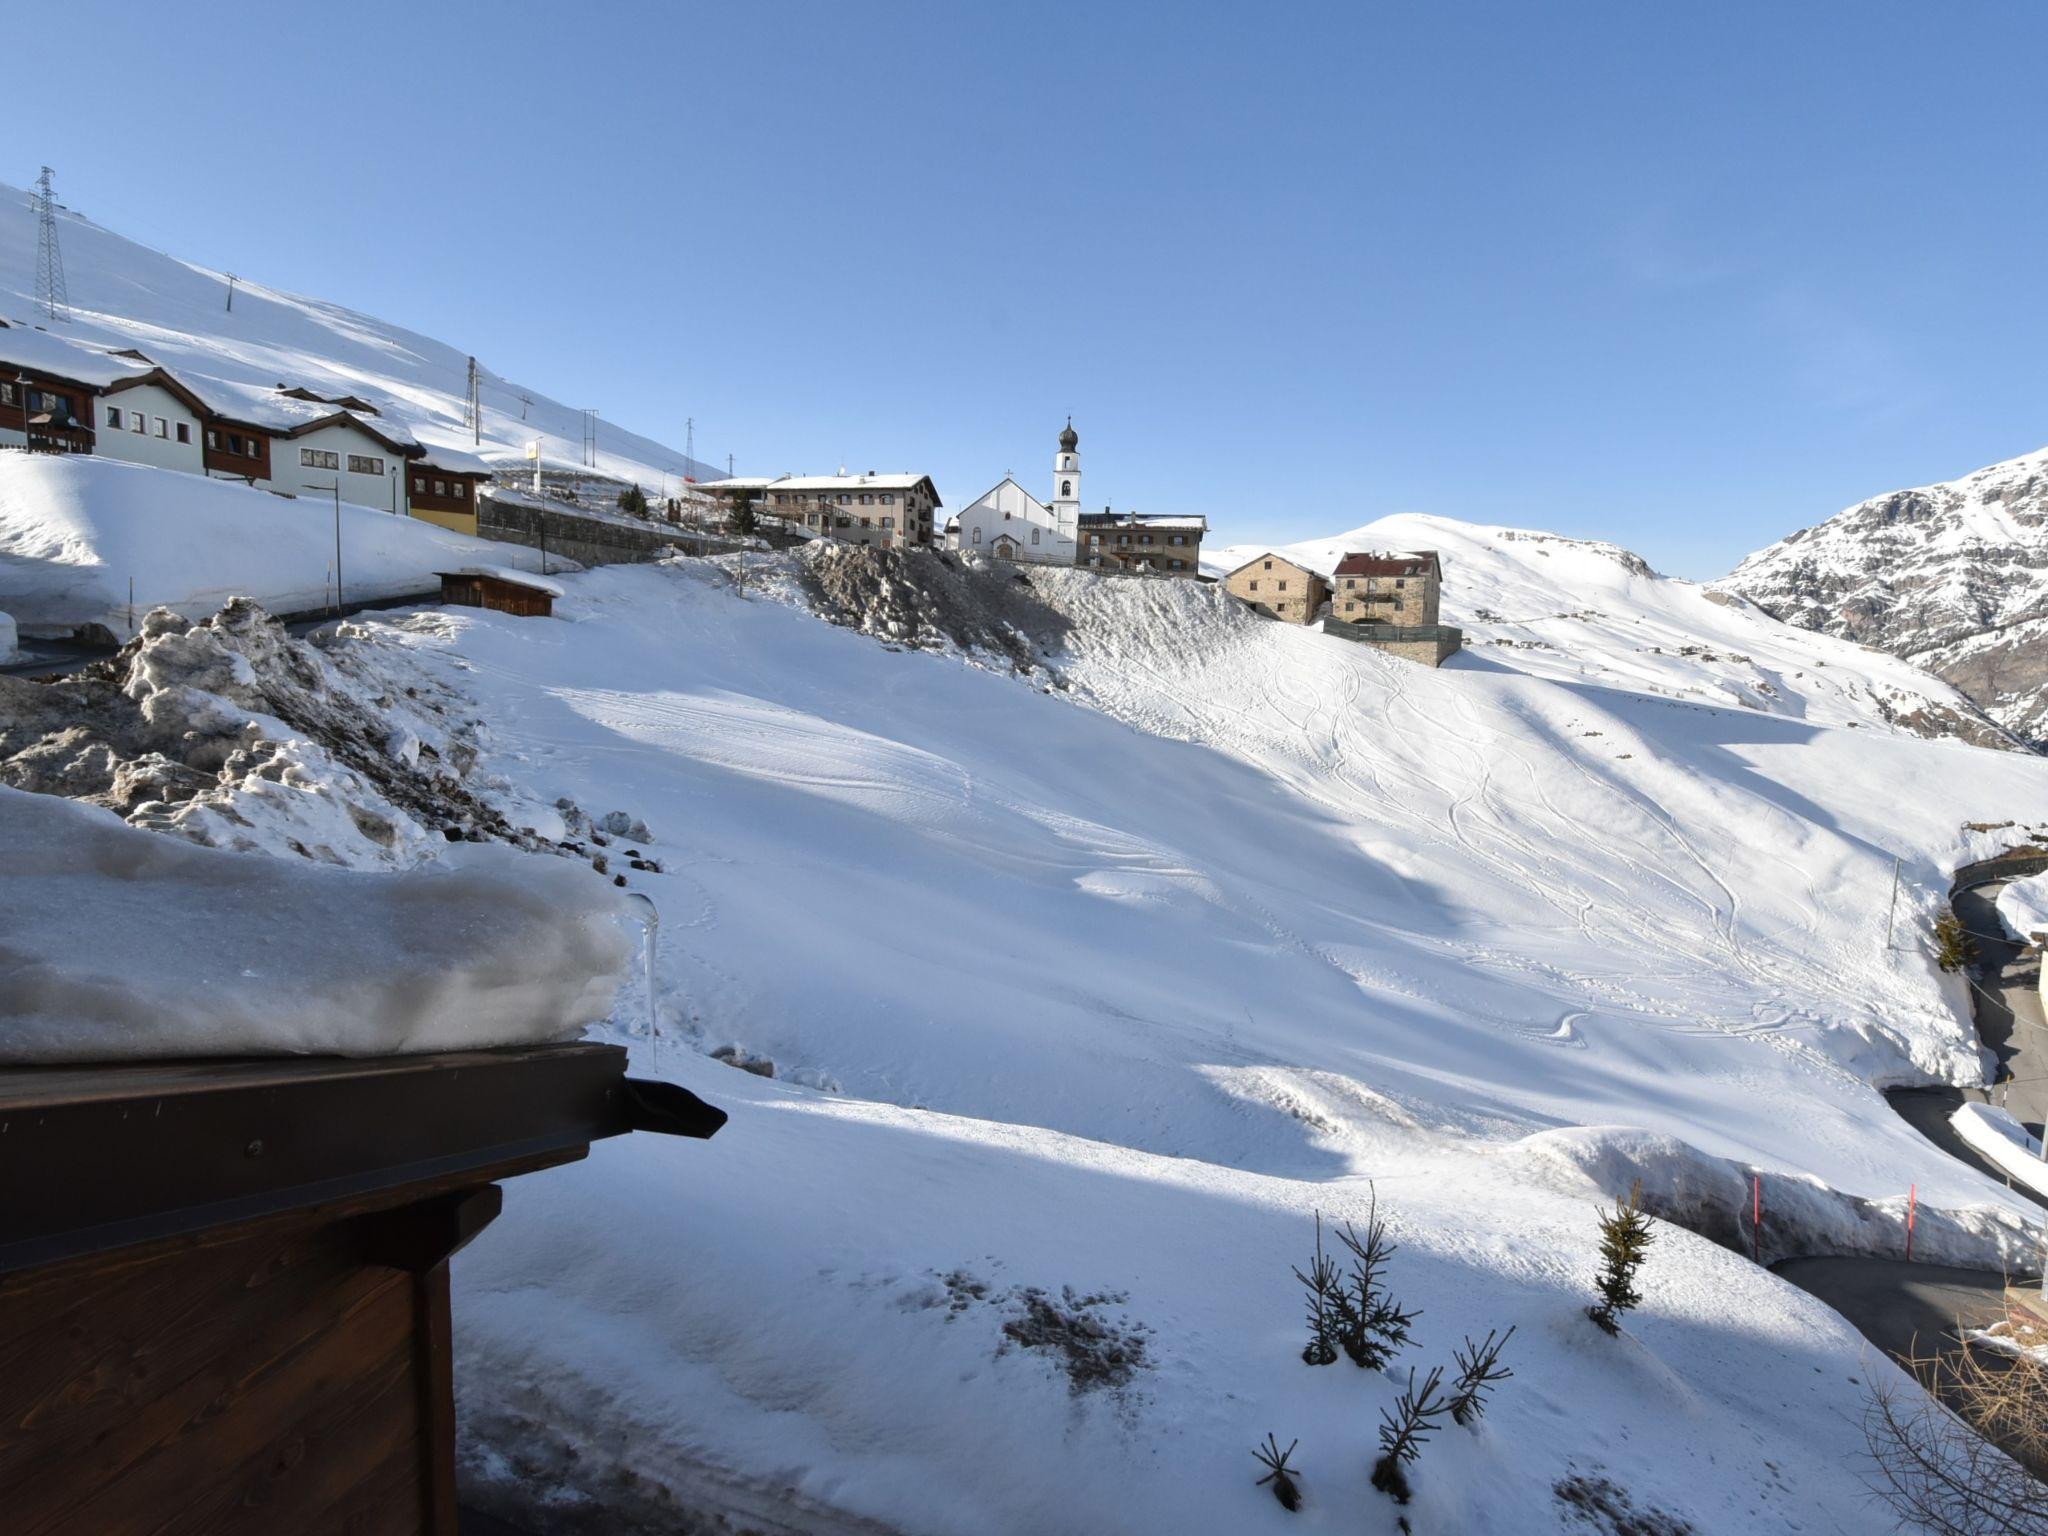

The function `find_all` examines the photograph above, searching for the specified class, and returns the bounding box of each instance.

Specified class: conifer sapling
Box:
[1588,1180,1656,1336]
[1252,1433,1303,1512]
[1370,1365,1449,1504]
[1292,1214,1343,1366]
[1334,1184,1419,1369]
[1447,1326,1515,1426]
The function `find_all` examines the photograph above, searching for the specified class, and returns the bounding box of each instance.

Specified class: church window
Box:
[1030,527,1040,544]
[1061,480,1071,497]
[972,527,982,544]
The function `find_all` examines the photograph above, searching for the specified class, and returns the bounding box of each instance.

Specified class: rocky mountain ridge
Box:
[1722,447,2048,748]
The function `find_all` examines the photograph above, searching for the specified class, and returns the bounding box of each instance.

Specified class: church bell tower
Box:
[1052,417,1080,538]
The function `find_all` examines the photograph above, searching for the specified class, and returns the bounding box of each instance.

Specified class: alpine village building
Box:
[1222,552,1329,624]
[0,321,490,528]
[949,421,1208,575]
[710,472,942,549]
[1226,547,1462,666]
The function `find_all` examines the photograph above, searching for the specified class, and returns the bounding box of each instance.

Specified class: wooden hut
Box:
[0,1043,722,1534]
[437,566,562,619]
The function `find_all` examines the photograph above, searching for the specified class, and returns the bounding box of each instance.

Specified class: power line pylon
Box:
[31,167,69,323]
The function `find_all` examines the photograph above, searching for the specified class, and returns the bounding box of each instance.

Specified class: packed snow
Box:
[0,786,630,1062]
[1951,1102,2048,1199]
[0,453,568,637]
[1998,869,2048,942]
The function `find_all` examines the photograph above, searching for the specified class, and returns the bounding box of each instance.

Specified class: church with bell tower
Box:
[946,419,1087,565]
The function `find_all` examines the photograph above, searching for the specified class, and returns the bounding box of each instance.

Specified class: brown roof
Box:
[1333,550,1440,579]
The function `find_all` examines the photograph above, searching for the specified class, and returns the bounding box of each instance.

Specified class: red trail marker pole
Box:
[1752,1175,1762,1263]
[1906,1184,1917,1262]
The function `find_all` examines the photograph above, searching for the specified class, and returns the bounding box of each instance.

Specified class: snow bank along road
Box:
[27,517,2048,1533]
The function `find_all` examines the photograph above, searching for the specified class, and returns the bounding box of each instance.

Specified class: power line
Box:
[31,167,69,323]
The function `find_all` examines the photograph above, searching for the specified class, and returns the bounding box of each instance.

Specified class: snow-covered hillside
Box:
[1211,514,2020,750]
[1723,445,2048,747]
[169,536,2029,1533]
[0,181,719,490]
[13,518,2048,1529]
[0,453,564,634]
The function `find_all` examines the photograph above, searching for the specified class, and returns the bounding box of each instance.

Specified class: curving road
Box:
[1780,877,2046,1372]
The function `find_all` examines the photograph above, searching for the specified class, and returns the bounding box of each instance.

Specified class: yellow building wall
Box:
[409,506,479,538]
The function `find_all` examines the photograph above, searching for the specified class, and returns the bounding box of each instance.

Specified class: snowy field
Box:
[0,454,569,635]
[10,510,2048,1529]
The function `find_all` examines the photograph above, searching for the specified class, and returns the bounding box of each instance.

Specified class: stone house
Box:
[715,472,940,549]
[1332,551,1442,625]
[1076,509,1206,575]
[1223,552,1329,624]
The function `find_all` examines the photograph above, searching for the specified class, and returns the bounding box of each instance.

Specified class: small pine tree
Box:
[618,483,648,516]
[1588,1180,1656,1336]
[1370,1365,1448,1504]
[1333,1184,1419,1369]
[1934,911,1978,973]
[1252,1434,1303,1512]
[1447,1327,1515,1426]
[731,496,759,536]
[1293,1214,1343,1365]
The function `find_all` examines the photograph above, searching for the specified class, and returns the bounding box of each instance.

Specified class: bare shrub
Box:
[1865,1340,2048,1535]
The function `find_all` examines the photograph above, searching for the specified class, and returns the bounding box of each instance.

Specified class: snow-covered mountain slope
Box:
[0,182,718,488]
[204,541,2035,1532]
[1211,513,2021,750]
[1722,445,2048,747]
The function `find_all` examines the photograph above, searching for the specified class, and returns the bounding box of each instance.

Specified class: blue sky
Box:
[15,2,2048,575]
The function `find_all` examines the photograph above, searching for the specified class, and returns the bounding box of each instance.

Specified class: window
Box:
[860,516,870,527]
[1279,580,1289,591]
[1003,509,1011,519]
[972,527,982,544]
[413,475,426,493]
[1248,580,1259,592]
[1171,559,1186,570]
[859,493,872,505]
[881,516,894,530]
[129,410,144,433]
[206,429,220,449]
[455,482,467,499]
[0,383,13,405]
[300,448,340,470]
[1061,480,1071,497]
[227,433,244,455]
[1262,559,1271,570]
[1396,579,1405,589]
[105,406,123,429]
[347,454,384,476]
[1030,527,1040,544]
[1171,534,1187,545]
[155,417,169,438]
[838,493,850,504]
[434,479,447,496]
[175,423,191,444]
[836,515,850,528]
[881,493,894,505]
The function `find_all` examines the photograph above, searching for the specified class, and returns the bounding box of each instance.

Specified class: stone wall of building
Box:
[1224,557,1327,623]
[1324,620,1463,668]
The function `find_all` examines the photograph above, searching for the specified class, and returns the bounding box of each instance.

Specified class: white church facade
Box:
[949,420,1084,564]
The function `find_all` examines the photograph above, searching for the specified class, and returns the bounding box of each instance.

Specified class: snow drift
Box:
[0,453,566,637]
[0,786,629,1061]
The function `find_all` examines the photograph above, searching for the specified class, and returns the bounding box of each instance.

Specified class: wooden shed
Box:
[437,566,562,619]
[0,1043,722,1535]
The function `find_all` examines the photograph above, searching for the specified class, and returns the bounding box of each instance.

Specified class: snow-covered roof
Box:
[413,440,496,477]
[441,565,566,598]
[178,372,419,451]
[711,475,789,491]
[1078,511,1207,532]
[1333,550,1439,579]
[0,324,155,389]
[762,472,940,503]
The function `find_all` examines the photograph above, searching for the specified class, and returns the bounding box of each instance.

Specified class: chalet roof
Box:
[1333,550,1441,579]
[0,326,156,389]
[412,440,496,477]
[712,475,790,491]
[1077,511,1208,532]
[439,565,566,598]
[179,373,421,453]
[765,472,941,505]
